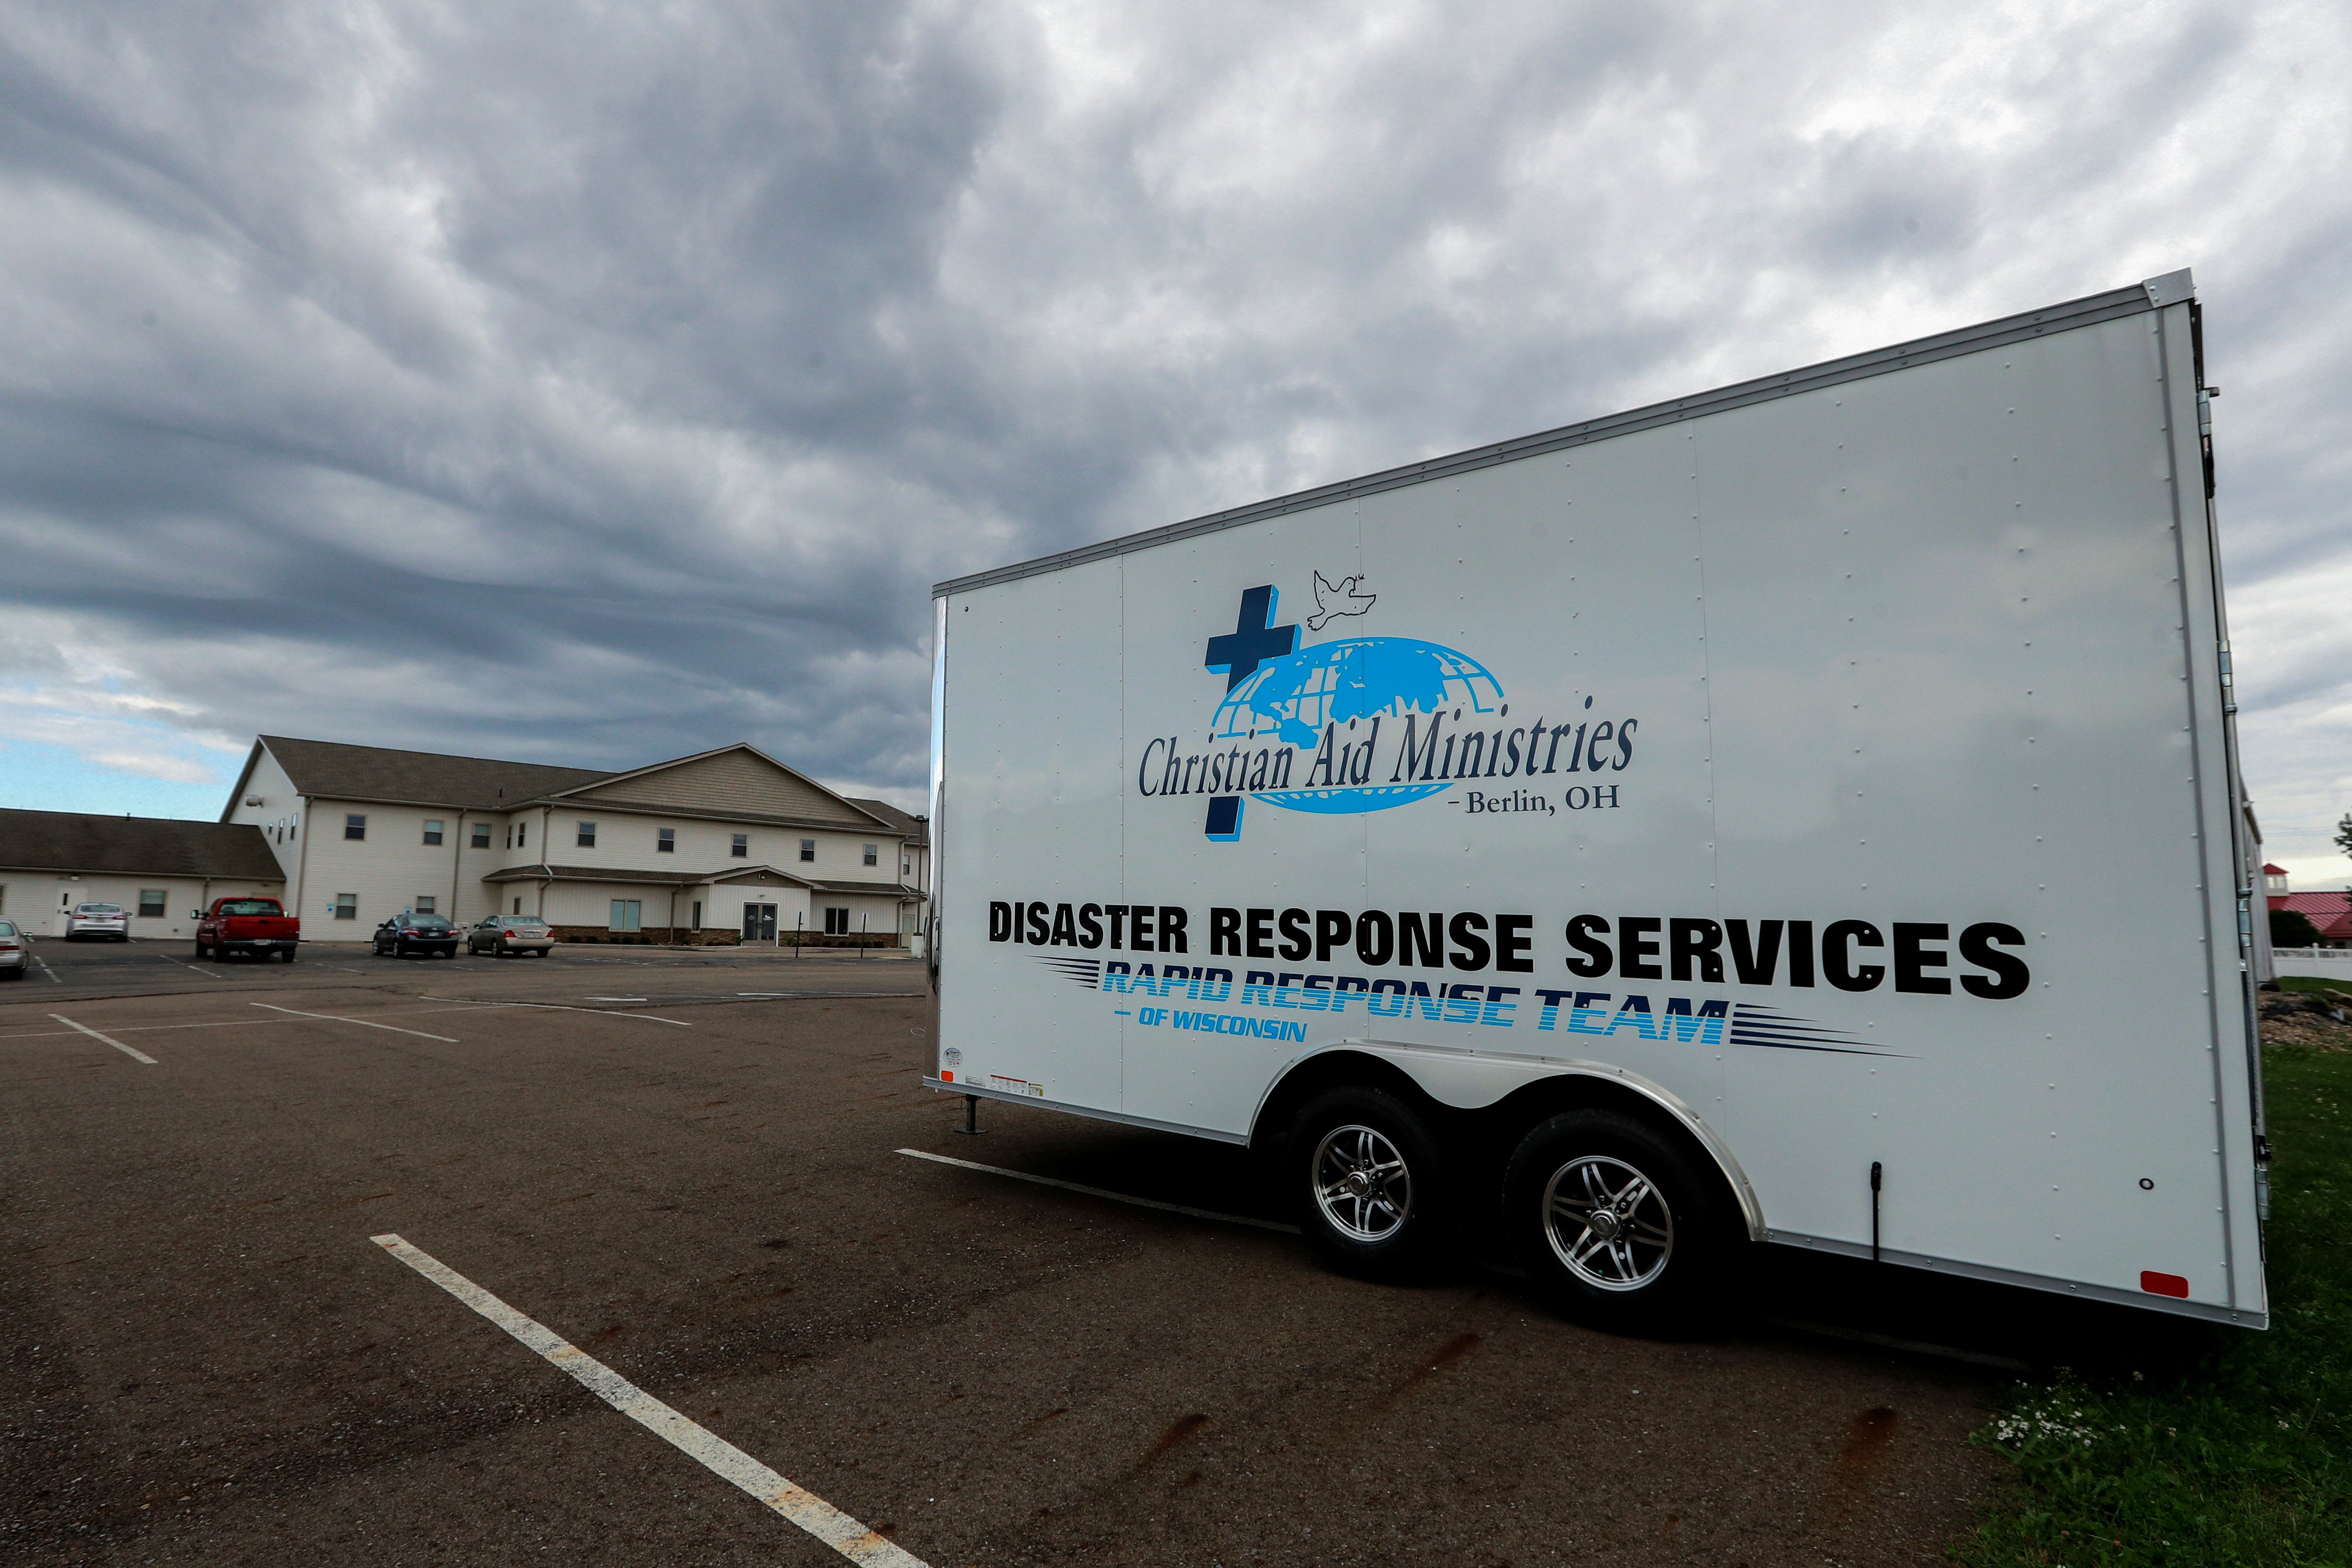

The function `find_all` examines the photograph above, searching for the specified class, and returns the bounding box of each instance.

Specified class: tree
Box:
[2338,812,2352,861]
[2272,907,2323,949]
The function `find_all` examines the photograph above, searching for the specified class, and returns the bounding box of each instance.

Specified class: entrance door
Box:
[742,903,778,942]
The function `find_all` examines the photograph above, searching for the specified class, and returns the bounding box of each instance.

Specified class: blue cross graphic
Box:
[1204,585,1298,691]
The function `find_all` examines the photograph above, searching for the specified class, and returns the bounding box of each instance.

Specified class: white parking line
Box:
[153,953,225,979]
[34,956,62,983]
[895,1148,1302,1234]
[414,995,691,1027]
[370,1235,928,1566]
[251,1002,459,1042]
[51,1015,159,1064]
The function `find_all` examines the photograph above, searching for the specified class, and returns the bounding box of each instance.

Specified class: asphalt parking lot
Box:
[4,936,2212,1565]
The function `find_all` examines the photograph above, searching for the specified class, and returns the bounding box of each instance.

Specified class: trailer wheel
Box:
[1291,1086,1450,1281]
[1505,1109,1731,1334]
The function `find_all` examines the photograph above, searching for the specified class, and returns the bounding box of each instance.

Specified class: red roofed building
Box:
[2269,871,2352,947]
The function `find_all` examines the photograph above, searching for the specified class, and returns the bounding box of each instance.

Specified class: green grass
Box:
[1954,1043,2352,1566]
[2275,975,2352,999]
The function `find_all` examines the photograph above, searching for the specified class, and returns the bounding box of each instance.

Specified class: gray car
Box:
[0,919,25,979]
[467,915,555,957]
[64,902,129,941]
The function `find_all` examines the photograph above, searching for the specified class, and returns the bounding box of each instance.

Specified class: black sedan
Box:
[372,912,461,959]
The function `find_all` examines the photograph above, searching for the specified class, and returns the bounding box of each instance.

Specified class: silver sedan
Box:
[64,903,129,941]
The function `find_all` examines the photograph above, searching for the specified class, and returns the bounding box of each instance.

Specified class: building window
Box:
[139,889,167,918]
[471,823,491,849]
[657,828,676,853]
[824,906,851,935]
[863,843,878,866]
[415,896,437,915]
[345,814,366,841]
[691,900,702,929]
[902,853,911,875]
[513,897,523,915]
[517,822,527,848]
[609,899,642,932]
[422,819,443,846]
[799,838,816,862]
[333,894,358,921]
[577,821,597,848]
[731,833,748,858]
[289,814,298,840]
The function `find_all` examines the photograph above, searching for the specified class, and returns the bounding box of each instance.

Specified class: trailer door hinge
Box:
[2256,1134,2272,1166]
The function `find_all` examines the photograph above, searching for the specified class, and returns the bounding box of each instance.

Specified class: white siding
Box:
[223,747,305,882]
[21,876,281,940]
[293,801,488,940]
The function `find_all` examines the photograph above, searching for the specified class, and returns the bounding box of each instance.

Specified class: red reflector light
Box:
[2140,1270,2190,1299]
[940,1069,954,1082]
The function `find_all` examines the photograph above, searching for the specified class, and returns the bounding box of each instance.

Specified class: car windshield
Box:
[410,915,452,930]
[77,904,123,914]
[218,900,281,916]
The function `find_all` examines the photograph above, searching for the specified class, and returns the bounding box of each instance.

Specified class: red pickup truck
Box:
[195,897,300,963]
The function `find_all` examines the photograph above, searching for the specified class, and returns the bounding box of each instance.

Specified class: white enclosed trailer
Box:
[927,270,2266,1330]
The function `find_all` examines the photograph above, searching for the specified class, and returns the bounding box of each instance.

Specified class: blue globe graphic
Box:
[1211,637,1504,749]
[1200,637,1499,818]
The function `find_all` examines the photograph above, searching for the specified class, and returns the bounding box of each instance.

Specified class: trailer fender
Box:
[1252,1039,1766,1242]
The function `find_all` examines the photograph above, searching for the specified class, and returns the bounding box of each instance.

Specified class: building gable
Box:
[555,746,879,829]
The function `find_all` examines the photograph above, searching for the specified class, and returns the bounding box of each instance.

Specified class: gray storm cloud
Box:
[0,0,2347,858]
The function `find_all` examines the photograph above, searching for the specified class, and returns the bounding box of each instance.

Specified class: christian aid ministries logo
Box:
[1137,576,1640,841]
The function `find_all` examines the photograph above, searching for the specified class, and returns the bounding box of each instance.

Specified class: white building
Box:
[222,735,929,946]
[0,809,285,939]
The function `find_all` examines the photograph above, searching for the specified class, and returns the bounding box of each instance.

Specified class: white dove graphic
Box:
[1306,571,1376,632]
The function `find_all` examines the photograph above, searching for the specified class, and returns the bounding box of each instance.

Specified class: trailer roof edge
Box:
[933,274,2187,599]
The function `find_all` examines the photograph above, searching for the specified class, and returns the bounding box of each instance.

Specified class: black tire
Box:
[280,948,296,963]
[1289,1085,1453,1282]
[1504,1109,1738,1335]
[193,942,208,960]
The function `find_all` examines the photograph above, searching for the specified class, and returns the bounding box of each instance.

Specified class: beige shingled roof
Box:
[248,736,613,813]
[0,809,285,880]
[845,797,928,845]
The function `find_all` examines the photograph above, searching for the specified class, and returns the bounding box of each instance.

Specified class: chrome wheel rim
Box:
[1312,1124,1412,1242]
[1542,1155,1673,1291]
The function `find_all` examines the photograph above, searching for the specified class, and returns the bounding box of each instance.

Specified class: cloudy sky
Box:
[2,0,2347,875]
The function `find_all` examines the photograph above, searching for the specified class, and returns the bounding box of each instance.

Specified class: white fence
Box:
[2273,947,2352,982]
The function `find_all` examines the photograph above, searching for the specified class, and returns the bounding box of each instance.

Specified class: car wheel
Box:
[1503,1109,1739,1335]
[1289,1085,1454,1282]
